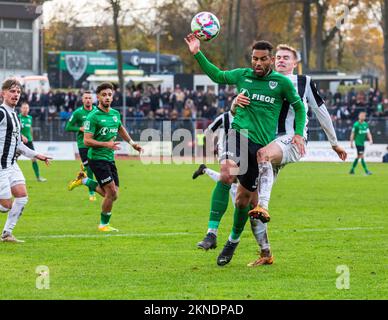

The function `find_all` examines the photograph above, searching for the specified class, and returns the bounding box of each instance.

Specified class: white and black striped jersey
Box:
[277,74,338,146]
[0,104,22,169]
[205,111,234,136]
[205,111,234,155]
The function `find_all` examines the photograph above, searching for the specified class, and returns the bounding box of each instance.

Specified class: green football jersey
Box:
[65,105,96,149]
[194,51,306,146]
[19,114,33,142]
[352,121,369,146]
[84,107,122,162]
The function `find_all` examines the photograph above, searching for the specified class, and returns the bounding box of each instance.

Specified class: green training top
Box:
[352,121,369,146]
[194,51,306,146]
[65,105,96,149]
[84,107,122,162]
[19,114,33,142]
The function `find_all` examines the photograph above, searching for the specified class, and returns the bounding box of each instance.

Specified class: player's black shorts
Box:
[88,159,119,187]
[79,148,89,166]
[25,141,34,150]
[356,145,365,156]
[220,129,263,192]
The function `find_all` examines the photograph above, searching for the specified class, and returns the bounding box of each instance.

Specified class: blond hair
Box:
[276,44,298,60]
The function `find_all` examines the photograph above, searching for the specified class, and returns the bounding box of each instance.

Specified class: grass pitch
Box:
[0,160,387,300]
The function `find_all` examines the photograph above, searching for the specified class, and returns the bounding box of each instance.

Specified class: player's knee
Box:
[106,188,118,201]
[15,196,28,206]
[0,201,12,211]
[235,194,250,209]
[257,149,270,163]
[220,166,237,185]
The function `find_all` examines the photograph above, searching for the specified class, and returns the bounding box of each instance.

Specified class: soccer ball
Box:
[191,12,220,42]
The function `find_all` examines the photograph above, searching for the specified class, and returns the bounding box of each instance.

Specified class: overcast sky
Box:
[42,0,157,26]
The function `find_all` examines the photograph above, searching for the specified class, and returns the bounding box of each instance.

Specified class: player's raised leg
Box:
[248,142,283,223]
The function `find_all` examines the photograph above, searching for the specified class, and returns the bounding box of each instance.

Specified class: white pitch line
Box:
[271,226,384,233]
[21,227,384,240]
[24,232,190,240]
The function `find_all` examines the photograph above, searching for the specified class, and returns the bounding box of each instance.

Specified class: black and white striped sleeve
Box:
[205,113,223,134]
[0,109,5,123]
[306,77,338,146]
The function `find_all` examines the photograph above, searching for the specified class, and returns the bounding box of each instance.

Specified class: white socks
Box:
[3,197,28,234]
[258,162,274,210]
[250,219,270,251]
[204,168,220,182]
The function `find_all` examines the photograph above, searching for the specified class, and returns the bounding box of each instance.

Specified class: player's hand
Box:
[235,93,250,108]
[291,134,306,157]
[332,145,347,161]
[35,154,52,166]
[106,141,121,150]
[132,143,144,154]
[369,140,373,146]
[350,142,354,148]
[79,126,84,132]
[22,136,28,144]
[184,33,200,55]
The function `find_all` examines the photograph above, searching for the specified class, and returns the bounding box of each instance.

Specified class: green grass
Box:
[0,160,387,300]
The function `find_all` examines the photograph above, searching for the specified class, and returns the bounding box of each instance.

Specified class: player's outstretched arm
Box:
[118,125,143,154]
[307,78,340,149]
[184,33,237,85]
[35,154,52,166]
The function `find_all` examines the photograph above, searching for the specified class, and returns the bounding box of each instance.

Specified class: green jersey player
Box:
[350,111,373,175]
[19,102,47,182]
[65,91,97,201]
[185,34,306,266]
[68,82,143,232]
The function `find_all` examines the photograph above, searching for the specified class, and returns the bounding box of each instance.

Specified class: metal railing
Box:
[28,110,388,144]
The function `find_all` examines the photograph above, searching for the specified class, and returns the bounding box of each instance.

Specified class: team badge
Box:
[269,81,278,90]
[65,55,88,81]
[113,116,118,122]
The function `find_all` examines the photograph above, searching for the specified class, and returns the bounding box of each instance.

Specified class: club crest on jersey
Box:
[269,81,278,90]
[113,116,118,122]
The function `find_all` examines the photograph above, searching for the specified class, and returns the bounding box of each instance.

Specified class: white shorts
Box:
[0,163,26,199]
[274,134,306,165]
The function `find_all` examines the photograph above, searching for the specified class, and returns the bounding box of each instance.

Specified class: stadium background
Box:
[0,0,387,301]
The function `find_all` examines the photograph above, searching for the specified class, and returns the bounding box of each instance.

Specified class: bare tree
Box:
[313,0,359,71]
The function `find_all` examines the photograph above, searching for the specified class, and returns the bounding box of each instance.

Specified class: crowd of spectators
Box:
[17,85,388,123]
[12,84,388,142]
[318,86,387,120]
[17,85,237,123]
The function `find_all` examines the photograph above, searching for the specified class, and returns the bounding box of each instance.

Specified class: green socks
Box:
[351,158,369,173]
[86,165,95,195]
[84,178,98,191]
[207,181,231,233]
[351,158,359,171]
[32,161,40,179]
[361,159,369,173]
[230,205,250,241]
[100,212,111,225]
